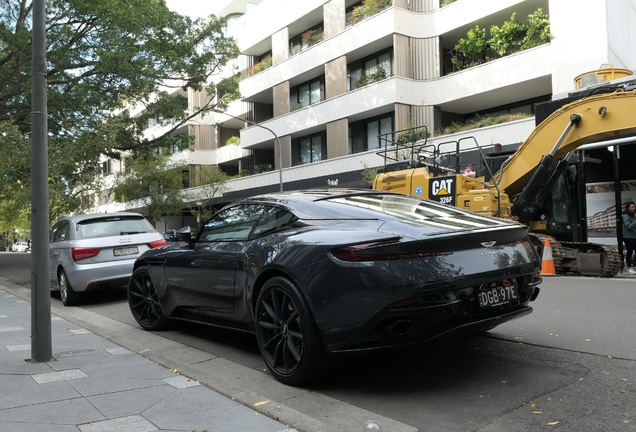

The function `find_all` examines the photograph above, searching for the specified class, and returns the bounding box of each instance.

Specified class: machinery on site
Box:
[373,76,636,277]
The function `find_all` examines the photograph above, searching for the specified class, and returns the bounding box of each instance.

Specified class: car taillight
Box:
[149,238,168,249]
[72,247,101,261]
[332,240,452,262]
[332,240,418,262]
[516,236,530,244]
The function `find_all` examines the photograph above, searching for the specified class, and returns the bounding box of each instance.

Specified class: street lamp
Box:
[213,109,283,192]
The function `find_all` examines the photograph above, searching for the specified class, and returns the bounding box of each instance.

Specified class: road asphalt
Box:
[0,277,417,432]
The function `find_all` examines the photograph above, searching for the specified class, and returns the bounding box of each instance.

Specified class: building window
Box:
[102,159,112,175]
[349,114,394,154]
[291,76,324,110]
[347,49,393,90]
[292,132,327,165]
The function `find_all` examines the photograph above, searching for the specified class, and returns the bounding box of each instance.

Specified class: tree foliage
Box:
[488,12,526,57]
[111,149,188,224]
[187,166,230,224]
[0,0,240,226]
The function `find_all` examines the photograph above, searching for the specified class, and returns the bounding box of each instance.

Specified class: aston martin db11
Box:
[128,190,541,385]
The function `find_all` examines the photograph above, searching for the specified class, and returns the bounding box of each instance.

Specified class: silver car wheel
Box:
[59,272,68,303]
[58,269,80,306]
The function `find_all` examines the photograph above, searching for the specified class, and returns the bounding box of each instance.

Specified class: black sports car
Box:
[128,190,541,385]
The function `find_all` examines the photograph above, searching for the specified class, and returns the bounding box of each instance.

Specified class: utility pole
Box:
[31,0,52,362]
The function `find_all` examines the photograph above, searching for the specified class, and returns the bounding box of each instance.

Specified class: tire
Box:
[255,276,329,386]
[128,266,169,331]
[58,269,81,306]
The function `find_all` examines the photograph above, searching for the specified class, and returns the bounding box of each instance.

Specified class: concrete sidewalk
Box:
[0,285,297,432]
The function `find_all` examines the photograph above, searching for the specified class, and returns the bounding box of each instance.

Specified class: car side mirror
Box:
[175,226,192,242]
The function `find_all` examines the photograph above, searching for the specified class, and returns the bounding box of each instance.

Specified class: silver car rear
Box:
[49,213,167,305]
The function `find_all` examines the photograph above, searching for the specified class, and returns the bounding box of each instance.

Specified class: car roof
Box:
[56,212,146,224]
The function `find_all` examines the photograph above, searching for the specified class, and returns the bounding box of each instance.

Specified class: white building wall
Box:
[548,0,611,94]
[606,0,636,68]
[238,0,328,53]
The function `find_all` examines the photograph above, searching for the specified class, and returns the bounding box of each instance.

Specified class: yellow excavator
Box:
[373,78,636,277]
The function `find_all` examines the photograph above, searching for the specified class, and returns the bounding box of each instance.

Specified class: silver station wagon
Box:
[49,213,167,306]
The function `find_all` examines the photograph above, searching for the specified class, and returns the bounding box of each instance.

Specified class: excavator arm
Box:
[491,89,636,198]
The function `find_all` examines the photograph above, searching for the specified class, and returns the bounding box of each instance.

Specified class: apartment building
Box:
[99,0,636,229]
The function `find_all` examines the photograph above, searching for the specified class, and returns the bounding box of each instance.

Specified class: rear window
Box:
[78,216,154,239]
[319,194,511,229]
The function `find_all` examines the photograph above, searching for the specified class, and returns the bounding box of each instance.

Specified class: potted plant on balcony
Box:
[353,67,387,89]
[249,56,272,76]
[347,0,392,26]
[301,29,324,48]
[226,136,241,146]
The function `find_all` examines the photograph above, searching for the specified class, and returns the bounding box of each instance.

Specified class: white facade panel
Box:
[548,0,611,93]
[238,0,328,53]
[606,0,636,69]
[184,146,250,165]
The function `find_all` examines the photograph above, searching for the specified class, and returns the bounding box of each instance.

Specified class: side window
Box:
[50,221,70,243]
[199,204,268,242]
[252,207,297,238]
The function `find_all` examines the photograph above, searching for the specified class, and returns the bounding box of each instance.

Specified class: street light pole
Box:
[213,109,283,192]
[31,0,52,362]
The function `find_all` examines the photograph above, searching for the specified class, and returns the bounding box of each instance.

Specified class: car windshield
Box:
[78,216,153,239]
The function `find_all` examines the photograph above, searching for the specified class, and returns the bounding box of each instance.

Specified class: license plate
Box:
[477,280,519,309]
[113,246,139,256]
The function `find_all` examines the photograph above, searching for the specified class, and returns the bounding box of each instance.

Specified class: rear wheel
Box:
[58,269,80,306]
[128,266,169,331]
[255,276,330,386]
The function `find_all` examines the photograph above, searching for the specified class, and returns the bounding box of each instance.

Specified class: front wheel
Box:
[128,266,169,331]
[59,269,80,306]
[255,277,329,386]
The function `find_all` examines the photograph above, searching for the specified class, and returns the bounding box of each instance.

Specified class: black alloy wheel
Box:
[58,269,80,306]
[255,277,328,385]
[128,267,169,331]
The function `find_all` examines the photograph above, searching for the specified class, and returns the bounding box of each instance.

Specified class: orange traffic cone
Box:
[540,237,556,276]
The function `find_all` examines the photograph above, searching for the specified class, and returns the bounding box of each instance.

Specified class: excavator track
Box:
[529,233,621,277]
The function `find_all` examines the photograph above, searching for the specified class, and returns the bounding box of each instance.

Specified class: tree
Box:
[187,166,230,224]
[0,0,240,223]
[111,149,189,225]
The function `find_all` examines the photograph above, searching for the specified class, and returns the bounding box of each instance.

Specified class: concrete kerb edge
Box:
[0,278,419,432]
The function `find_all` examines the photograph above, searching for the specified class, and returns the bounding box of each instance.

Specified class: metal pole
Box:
[31,0,52,362]
[213,110,283,192]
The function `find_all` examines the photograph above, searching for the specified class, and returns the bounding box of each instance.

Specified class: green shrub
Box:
[347,0,392,26]
[451,8,552,71]
[353,67,387,89]
[438,112,532,135]
[226,136,241,146]
[249,56,272,76]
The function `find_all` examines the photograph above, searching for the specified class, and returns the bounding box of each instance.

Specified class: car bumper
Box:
[63,258,136,292]
[329,305,533,354]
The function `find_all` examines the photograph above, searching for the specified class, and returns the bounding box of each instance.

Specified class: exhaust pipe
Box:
[387,319,412,336]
